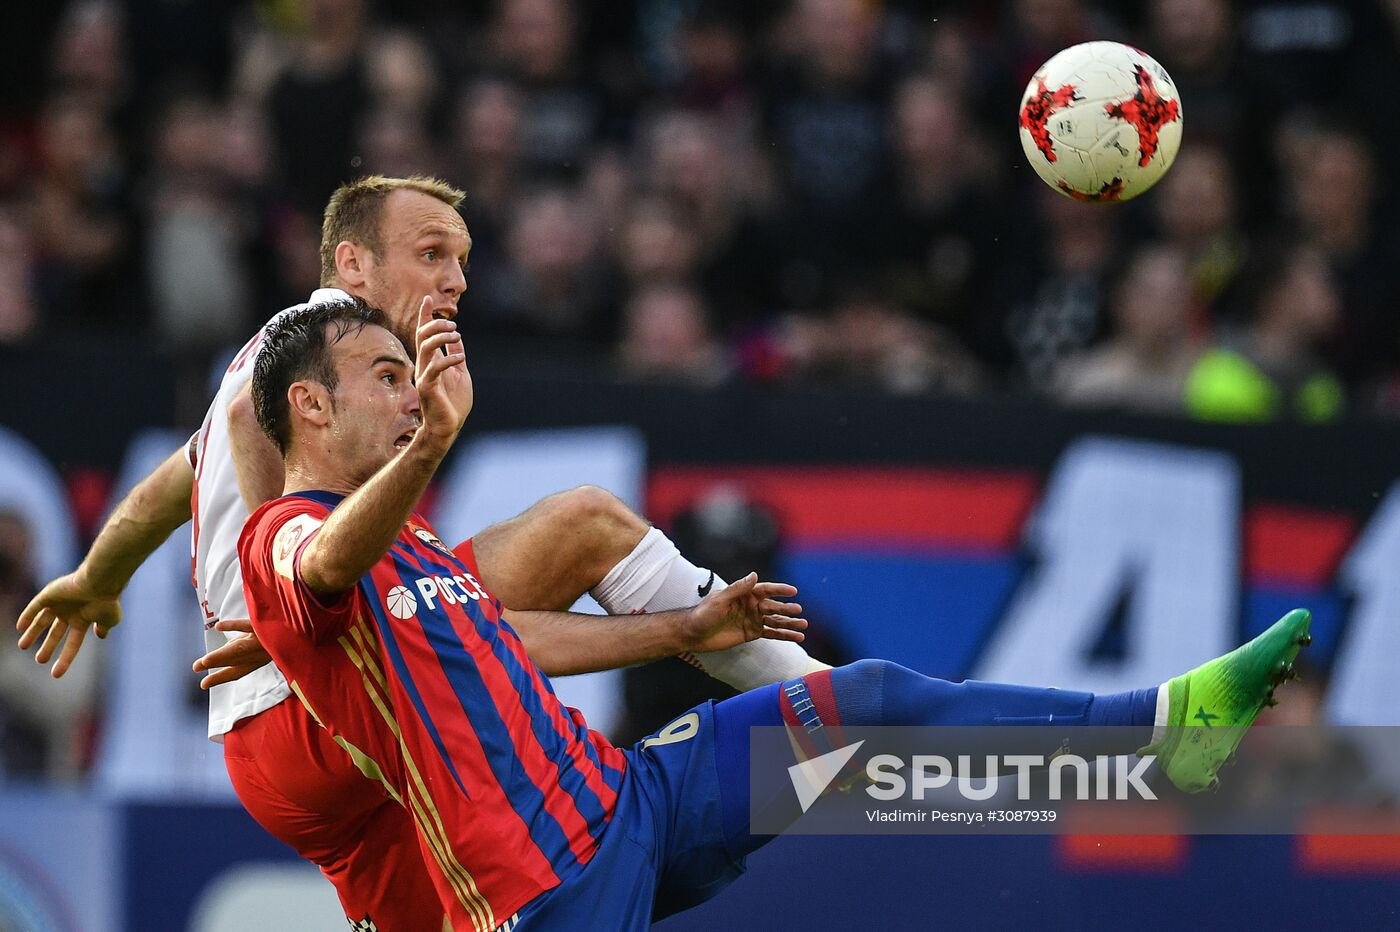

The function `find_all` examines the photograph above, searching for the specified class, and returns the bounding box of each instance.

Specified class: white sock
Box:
[591,527,830,690]
[1148,683,1171,747]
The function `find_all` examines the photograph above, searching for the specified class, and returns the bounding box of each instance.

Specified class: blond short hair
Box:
[319,175,466,285]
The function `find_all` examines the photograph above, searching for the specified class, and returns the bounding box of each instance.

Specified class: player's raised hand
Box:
[192,619,272,689]
[412,294,472,449]
[680,572,807,654]
[15,571,122,678]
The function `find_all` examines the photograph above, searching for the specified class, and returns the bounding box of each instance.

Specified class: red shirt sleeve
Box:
[238,497,357,644]
[450,536,484,581]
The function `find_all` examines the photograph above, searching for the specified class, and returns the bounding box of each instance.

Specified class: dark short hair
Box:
[319,175,466,285]
[252,298,391,454]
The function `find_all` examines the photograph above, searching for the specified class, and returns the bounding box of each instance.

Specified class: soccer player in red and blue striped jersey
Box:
[239,297,809,929]
[241,297,1309,930]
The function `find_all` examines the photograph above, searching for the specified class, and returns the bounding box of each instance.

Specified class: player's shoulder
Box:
[239,493,338,564]
[217,288,356,389]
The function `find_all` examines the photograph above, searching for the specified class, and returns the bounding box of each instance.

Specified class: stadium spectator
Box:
[617,283,728,385]
[448,79,525,229]
[48,0,130,117]
[996,186,1124,388]
[1150,143,1247,326]
[354,105,440,179]
[917,14,985,106]
[1142,0,1244,152]
[1054,243,1199,414]
[1280,123,1400,389]
[0,207,37,344]
[264,0,372,214]
[143,93,254,354]
[488,0,606,176]
[24,93,134,338]
[364,29,440,118]
[578,145,632,243]
[1185,241,1345,422]
[479,186,610,343]
[879,73,1005,349]
[664,5,754,120]
[643,108,778,331]
[761,0,896,306]
[615,196,703,291]
[445,78,525,330]
[353,29,446,180]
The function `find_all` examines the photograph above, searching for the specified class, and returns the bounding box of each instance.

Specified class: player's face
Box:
[359,190,472,349]
[325,323,422,485]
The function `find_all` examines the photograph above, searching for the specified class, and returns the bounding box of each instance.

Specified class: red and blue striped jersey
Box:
[239,491,627,930]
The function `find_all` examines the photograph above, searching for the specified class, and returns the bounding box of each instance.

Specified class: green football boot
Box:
[1140,608,1312,793]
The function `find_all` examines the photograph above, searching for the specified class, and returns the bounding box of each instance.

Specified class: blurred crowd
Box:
[2,0,1400,424]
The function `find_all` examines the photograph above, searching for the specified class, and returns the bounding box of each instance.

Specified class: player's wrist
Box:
[406,422,456,461]
[674,605,718,654]
[73,562,124,600]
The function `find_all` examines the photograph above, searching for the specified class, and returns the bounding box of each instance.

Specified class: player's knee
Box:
[556,485,647,546]
[826,659,893,723]
[828,660,958,725]
[831,658,890,692]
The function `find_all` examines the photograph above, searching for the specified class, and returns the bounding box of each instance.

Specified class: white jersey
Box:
[192,287,352,739]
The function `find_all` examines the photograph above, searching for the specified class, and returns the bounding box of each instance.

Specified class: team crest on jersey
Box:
[273,514,323,580]
[277,524,304,562]
[412,525,453,555]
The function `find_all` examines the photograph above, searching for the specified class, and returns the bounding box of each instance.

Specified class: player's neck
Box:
[329,278,367,303]
[281,452,359,498]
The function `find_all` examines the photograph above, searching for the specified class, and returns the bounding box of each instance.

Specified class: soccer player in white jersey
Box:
[16,175,826,929]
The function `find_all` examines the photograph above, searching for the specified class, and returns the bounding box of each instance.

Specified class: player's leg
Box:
[468,485,644,612]
[709,609,1312,859]
[792,608,1311,792]
[223,697,448,932]
[466,484,827,687]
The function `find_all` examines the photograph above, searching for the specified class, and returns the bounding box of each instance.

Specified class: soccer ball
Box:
[1018,41,1183,203]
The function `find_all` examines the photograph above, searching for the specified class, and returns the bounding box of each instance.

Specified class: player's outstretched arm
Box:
[15,446,194,677]
[299,297,471,593]
[507,573,807,677]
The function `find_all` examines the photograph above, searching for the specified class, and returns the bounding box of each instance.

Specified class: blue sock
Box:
[1085,687,1159,728]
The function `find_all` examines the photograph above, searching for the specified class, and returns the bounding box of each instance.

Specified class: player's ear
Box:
[287,381,333,429]
[335,240,368,288]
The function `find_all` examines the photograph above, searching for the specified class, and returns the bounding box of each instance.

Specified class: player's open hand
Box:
[192,619,272,689]
[412,294,472,450]
[15,571,121,678]
[681,572,807,654]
